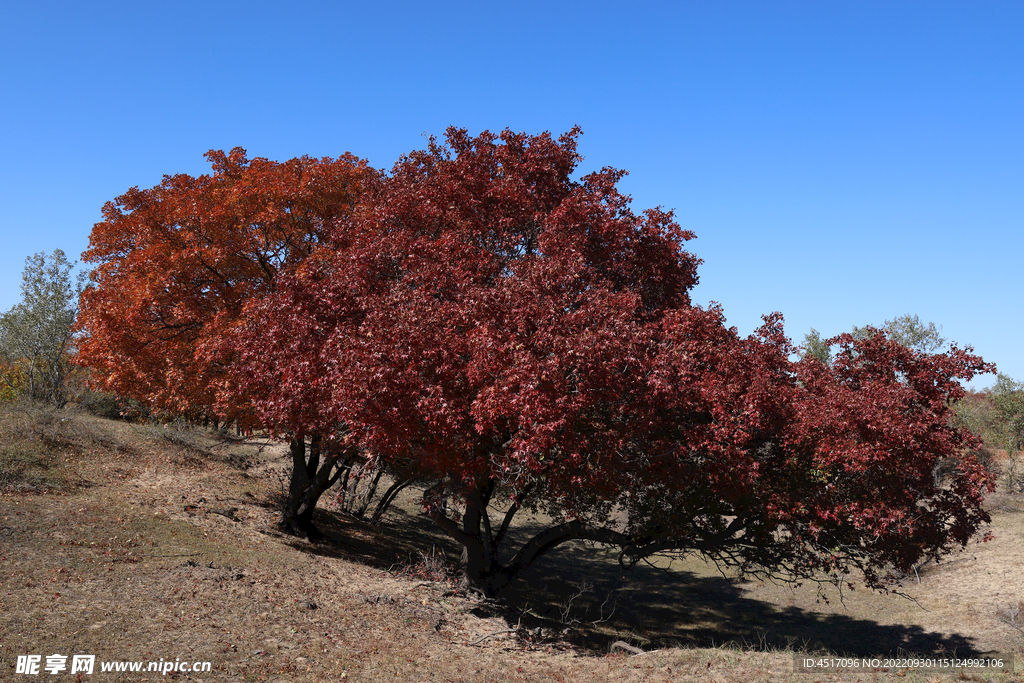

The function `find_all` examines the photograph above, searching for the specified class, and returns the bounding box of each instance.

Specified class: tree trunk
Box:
[429,479,517,597]
[428,480,665,598]
[460,545,512,598]
[352,467,384,518]
[279,434,345,540]
[369,477,415,524]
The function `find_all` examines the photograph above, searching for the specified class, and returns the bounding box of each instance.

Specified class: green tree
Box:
[799,328,832,364]
[0,250,87,407]
[853,314,947,355]
[803,314,947,366]
[989,374,1024,491]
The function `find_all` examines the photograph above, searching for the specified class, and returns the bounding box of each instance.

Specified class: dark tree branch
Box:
[492,500,520,555]
[425,482,476,548]
[504,520,633,579]
[370,477,416,524]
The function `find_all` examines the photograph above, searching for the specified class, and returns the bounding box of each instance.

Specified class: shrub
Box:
[79,390,150,422]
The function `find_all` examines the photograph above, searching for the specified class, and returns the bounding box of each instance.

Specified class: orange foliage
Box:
[76,148,368,424]
[0,360,25,403]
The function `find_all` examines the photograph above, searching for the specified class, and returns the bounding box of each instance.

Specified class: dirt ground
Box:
[1,409,1022,682]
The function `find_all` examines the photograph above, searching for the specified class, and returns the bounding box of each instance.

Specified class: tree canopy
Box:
[77,148,367,424]
[80,129,996,597]
[233,128,995,595]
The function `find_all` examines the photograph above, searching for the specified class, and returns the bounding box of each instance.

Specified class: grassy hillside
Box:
[1,404,1021,682]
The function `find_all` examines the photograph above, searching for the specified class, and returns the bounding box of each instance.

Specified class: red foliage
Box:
[76,129,996,593]
[233,128,994,593]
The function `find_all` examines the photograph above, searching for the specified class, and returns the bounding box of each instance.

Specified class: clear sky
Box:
[2,1,1020,388]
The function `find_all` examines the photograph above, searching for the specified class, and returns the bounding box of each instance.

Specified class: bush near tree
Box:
[955,375,1024,492]
[989,374,1024,490]
[0,361,25,403]
[79,128,996,598]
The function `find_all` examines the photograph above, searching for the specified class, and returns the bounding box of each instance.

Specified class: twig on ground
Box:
[591,590,618,625]
[559,579,592,625]
[996,602,1024,635]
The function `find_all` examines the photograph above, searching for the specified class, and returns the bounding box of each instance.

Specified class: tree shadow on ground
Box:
[291,506,989,659]
[503,545,984,658]
[280,504,461,574]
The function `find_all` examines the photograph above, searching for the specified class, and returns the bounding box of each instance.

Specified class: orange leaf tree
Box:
[77,148,368,533]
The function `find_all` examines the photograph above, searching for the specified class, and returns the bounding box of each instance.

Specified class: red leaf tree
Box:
[76,148,368,534]
[235,128,995,596]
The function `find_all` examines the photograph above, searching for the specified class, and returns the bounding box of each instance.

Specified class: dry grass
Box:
[1,405,1022,681]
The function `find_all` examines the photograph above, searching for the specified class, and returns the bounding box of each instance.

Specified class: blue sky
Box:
[2,1,1020,388]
